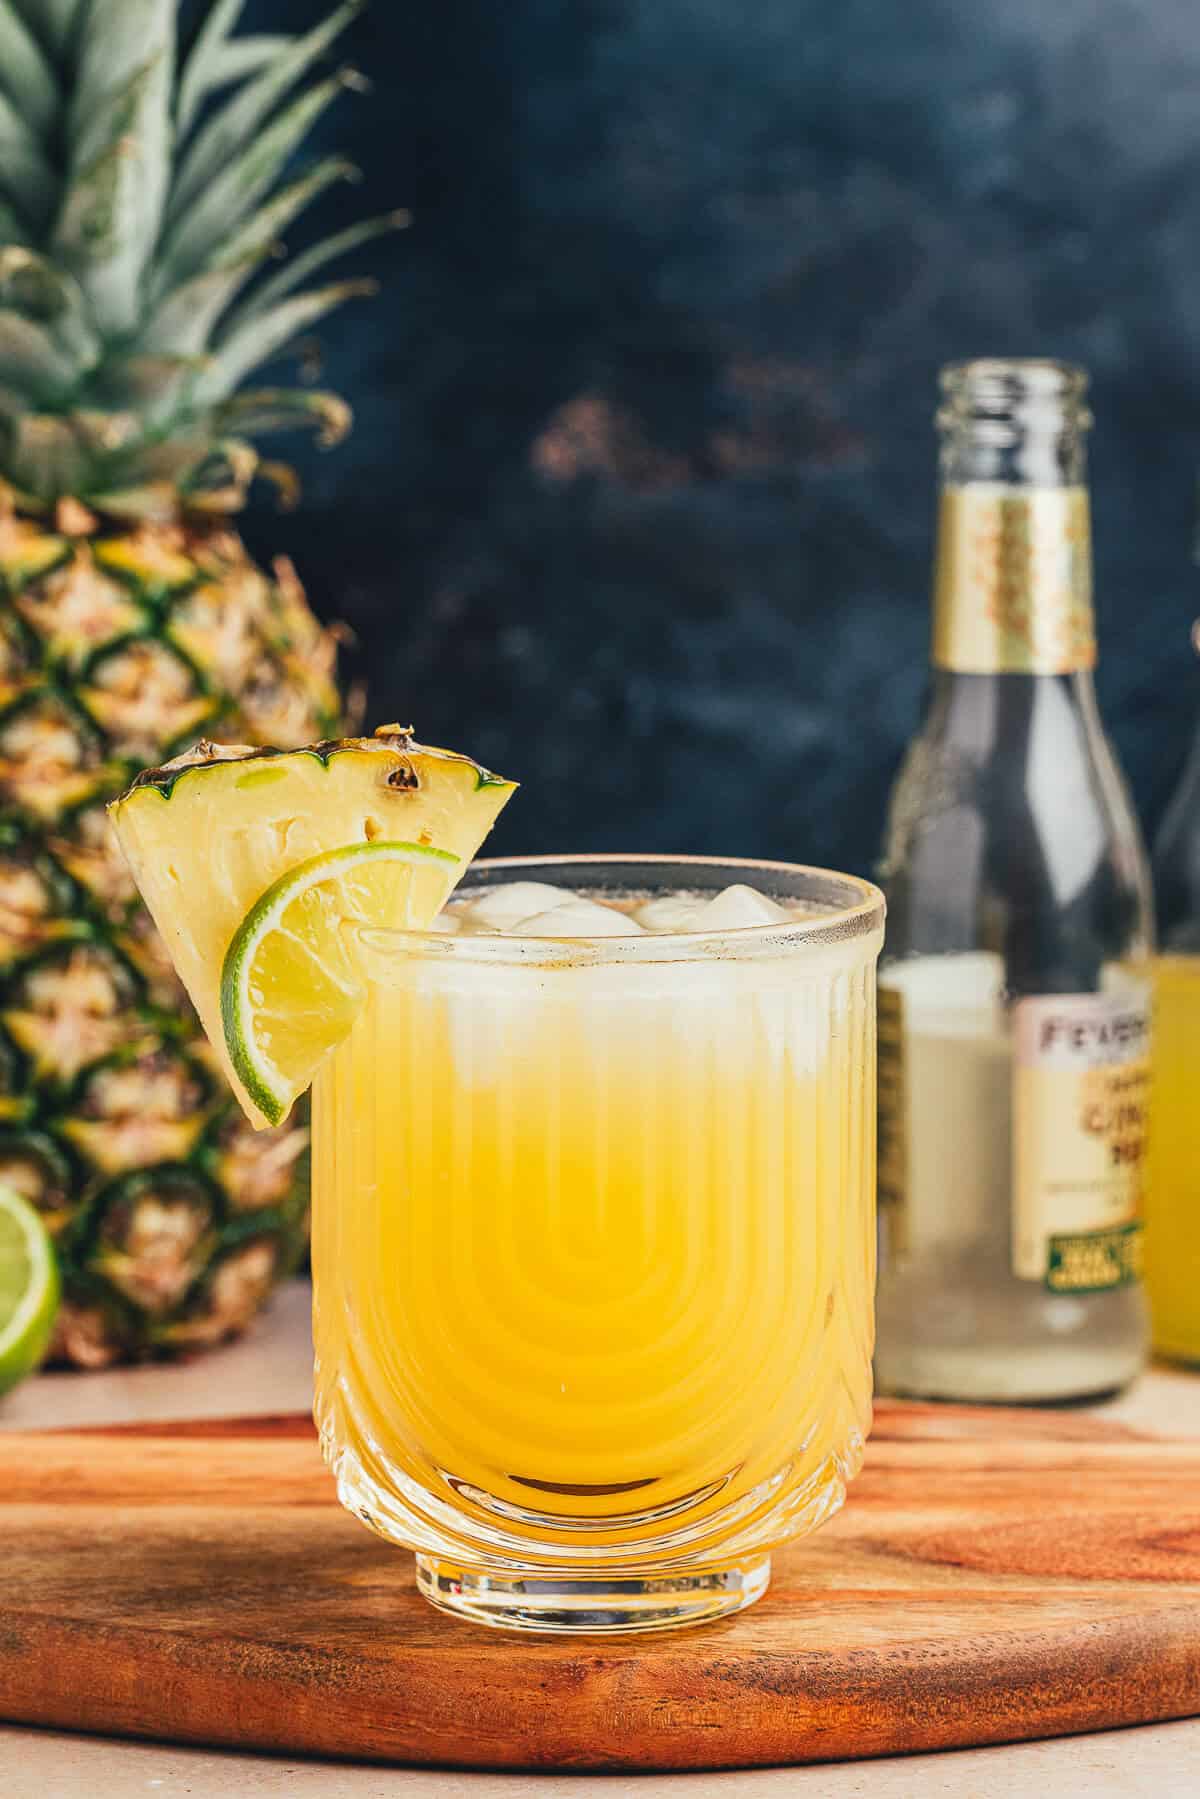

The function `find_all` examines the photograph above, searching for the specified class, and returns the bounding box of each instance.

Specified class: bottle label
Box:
[932,485,1096,675]
[1012,990,1150,1290]
[876,954,1011,1263]
[876,984,909,1260]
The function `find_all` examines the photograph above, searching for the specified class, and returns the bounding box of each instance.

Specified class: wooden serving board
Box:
[2,1402,1199,1771]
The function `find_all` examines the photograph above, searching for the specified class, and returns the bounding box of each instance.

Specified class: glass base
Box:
[415,1554,771,1634]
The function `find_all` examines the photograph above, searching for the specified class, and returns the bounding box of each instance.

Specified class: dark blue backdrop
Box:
[232,0,1200,874]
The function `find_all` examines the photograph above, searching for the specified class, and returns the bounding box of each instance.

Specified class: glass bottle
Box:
[1146,623,1200,1363]
[874,359,1153,1403]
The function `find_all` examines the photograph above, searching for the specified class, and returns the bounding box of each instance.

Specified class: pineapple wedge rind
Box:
[125,733,517,800]
[221,840,459,1127]
[108,730,516,1127]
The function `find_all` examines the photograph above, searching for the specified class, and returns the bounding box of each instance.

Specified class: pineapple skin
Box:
[0,510,342,1366]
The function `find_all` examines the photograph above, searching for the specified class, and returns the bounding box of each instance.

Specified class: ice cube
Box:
[512,898,644,937]
[701,883,791,931]
[426,910,462,933]
[461,880,571,930]
[633,893,710,932]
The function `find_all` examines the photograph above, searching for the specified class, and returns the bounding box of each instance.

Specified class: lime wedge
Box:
[0,1184,59,1396]
[221,840,458,1127]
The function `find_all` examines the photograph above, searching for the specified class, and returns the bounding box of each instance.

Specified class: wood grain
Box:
[1,1400,1198,1771]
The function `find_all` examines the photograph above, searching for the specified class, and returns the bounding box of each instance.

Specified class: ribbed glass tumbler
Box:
[313,856,884,1633]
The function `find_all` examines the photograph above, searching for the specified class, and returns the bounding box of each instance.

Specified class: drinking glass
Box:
[313,855,884,1633]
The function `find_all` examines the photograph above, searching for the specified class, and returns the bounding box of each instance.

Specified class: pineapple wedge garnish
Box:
[109,726,515,1126]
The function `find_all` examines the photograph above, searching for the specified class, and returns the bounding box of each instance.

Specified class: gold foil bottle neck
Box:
[932,484,1096,675]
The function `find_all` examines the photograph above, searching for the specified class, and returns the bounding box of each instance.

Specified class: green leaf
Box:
[53,55,173,335]
[157,75,349,285]
[85,353,208,421]
[7,1,84,60]
[80,481,181,522]
[52,123,150,338]
[110,432,213,482]
[233,211,409,327]
[0,312,76,399]
[69,409,141,460]
[6,413,93,500]
[72,45,170,172]
[170,1,362,221]
[88,432,260,516]
[176,0,247,140]
[212,387,352,447]
[43,405,142,494]
[0,89,57,232]
[0,0,62,140]
[0,248,100,368]
[70,0,174,144]
[0,248,78,318]
[0,380,30,422]
[140,254,267,356]
[0,199,30,247]
[149,156,355,302]
[211,157,360,273]
[194,279,375,406]
[197,36,292,94]
[179,435,259,498]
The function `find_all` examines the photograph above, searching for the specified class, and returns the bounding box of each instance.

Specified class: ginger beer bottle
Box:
[874,359,1153,1403]
[1146,628,1200,1363]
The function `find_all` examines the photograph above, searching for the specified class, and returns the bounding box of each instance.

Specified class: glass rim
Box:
[359,853,886,966]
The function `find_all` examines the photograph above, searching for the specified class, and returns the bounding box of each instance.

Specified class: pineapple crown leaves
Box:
[0,0,404,519]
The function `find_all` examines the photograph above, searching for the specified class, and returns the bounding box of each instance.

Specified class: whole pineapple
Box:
[0,0,395,1365]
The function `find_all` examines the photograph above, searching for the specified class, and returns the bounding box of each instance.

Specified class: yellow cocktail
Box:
[1146,954,1200,1362]
[313,856,883,1632]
